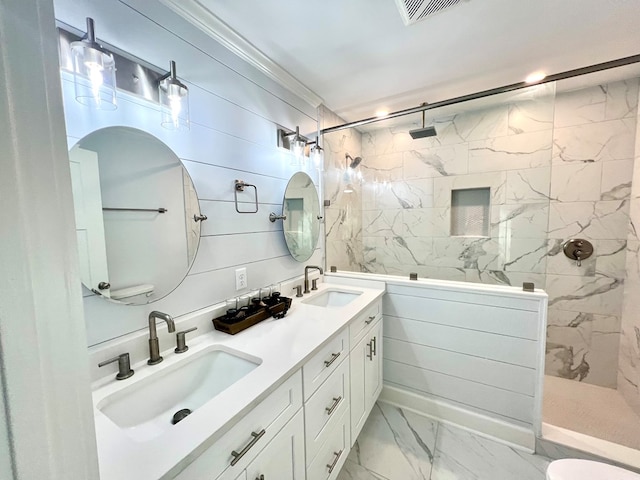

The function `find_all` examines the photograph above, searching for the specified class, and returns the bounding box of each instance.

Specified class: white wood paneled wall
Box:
[381,280,547,429]
[54,0,322,346]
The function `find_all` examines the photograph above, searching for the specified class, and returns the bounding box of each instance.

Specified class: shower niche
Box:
[450,187,490,237]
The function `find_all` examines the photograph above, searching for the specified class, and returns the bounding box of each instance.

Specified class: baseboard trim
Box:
[379,385,536,452]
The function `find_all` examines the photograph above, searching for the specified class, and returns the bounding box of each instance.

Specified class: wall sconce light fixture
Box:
[70,17,117,110]
[277,126,309,166]
[158,61,190,131]
[308,136,324,171]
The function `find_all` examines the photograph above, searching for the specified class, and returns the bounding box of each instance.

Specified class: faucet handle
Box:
[98,353,134,380]
[175,327,198,354]
[311,278,319,291]
[293,285,303,298]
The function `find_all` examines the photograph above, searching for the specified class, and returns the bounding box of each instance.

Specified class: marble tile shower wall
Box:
[618,91,640,414]
[322,105,366,271]
[346,80,639,389]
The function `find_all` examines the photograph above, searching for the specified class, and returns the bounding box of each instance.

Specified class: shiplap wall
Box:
[54,0,322,346]
[380,277,547,430]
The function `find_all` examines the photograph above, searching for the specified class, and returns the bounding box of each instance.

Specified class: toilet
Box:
[547,459,640,479]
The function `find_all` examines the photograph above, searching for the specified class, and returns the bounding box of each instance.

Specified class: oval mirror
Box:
[68,127,202,304]
[282,172,321,262]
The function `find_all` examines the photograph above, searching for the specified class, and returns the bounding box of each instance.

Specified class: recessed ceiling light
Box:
[375,109,389,118]
[525,72,546,84]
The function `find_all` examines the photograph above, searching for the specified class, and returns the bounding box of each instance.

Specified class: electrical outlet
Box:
[235,268,247,290]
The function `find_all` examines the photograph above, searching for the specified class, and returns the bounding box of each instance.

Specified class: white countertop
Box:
[92,279,385,480]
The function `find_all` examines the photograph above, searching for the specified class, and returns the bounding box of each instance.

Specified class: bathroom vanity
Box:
[90,280,385,480]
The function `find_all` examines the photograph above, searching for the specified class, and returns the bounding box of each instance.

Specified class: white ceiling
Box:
[188,0,640,122]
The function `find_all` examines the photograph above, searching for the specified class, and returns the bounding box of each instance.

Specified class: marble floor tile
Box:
[430,423,550,480]
[347,403,438,480]
[337,460,390,480]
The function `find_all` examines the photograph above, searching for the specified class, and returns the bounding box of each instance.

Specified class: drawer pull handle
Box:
[372,336,377,356]
[327,450,343,473]
[230,429,266,466]
[324,352,341,367]
[367,341,373,360]
[325,396,342,415]
[365,315,375,325]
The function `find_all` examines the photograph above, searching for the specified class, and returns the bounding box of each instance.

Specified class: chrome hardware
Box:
[304,265,324,293]
[293,285,303,298]
[330,266,337,273]
[147,311,175,365]
[324,352,341,367]
[367,341,373,360]
[103,207,167,213]
[311,278,318,290]
[193,214,208,222]
[230,429,266,466]
[327,450,343,473]
[563,238,594,267]
[372,336,377,356]
[268,212,287,222]
[98,281,111,290]
[325,396,342,416]
[98,353,134,380]
[365,315,375,325]
[522,282,535,292]
[234,180,259,214]
[174,327,197,354]
[409,272,418,280]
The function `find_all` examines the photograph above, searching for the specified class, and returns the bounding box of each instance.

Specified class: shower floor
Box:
[543,375,640,451]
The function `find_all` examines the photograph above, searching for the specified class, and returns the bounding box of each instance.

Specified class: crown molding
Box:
[158,0,324,108]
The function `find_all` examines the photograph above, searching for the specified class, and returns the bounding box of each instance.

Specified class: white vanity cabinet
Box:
[349,302,383,444]
[174,372,303,480]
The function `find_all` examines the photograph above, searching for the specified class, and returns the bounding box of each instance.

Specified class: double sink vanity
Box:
[91,279,385,479]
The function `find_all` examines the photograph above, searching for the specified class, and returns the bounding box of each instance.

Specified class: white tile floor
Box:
[338,402,551,480]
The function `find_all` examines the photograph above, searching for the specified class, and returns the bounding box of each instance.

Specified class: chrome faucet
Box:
[304,265,324,294]
[148,311,175,365]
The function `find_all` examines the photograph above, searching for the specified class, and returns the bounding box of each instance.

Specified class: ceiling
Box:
[182,0,640,122]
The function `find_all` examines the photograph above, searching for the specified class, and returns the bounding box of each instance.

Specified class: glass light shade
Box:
[159,77,190,130]
[311,145,324,171]
[71,41,117,110]
[290,137,306,166]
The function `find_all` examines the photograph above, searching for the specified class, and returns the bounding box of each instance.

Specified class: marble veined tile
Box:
[348,402,438,480]
[552,118,636,164]
[491,203,549,240]
[605,79,640,120]
[361,152,403,183]
[503,238,549,274]
[430,423,549,480]
[554,85,607,128]
[546,309,592,381]
[433,171,507,208]
[508,96,554,135]
[372,179,435,210]
[468,130,553,173]
[506,167,551,203]
[431,237,503,270]
[450,105,509,142]
[403,144,469,179]
[546,274,625,317]
[545,238,596,277]
[403,208,449,238]
[337,460,390,480]
[548,200,630,240]
[601,159,633,200]
[363,209,404,237]
[594,239,628,278]
[550,163,602,202]
[363,235,432,267]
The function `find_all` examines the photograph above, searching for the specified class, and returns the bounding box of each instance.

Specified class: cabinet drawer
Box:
[349,301,381,345]
[174,371,303,480]
[306,409,350,480]
[304,357,350,466]
[303,328,349,401]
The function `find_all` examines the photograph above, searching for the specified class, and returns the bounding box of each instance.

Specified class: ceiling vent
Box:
[394,0,463,26]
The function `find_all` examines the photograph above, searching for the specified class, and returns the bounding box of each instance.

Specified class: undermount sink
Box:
[96,345,261,442]
[303,289,362,308]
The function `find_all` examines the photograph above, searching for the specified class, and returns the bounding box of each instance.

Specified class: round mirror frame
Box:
[281,172,321,262]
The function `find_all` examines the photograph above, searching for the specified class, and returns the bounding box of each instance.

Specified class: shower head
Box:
[345,153,362,169]
[409,106,437,139]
